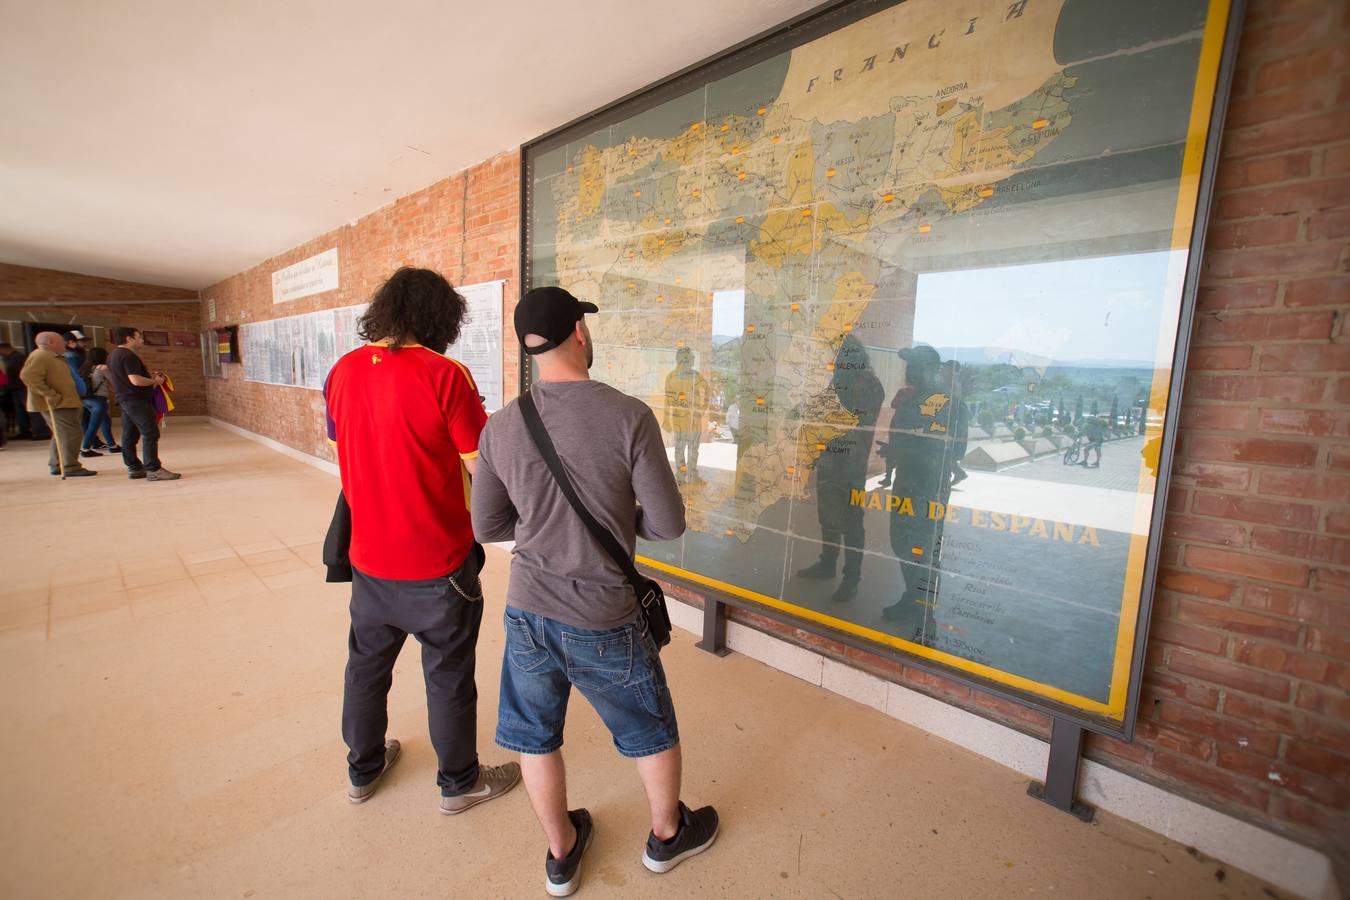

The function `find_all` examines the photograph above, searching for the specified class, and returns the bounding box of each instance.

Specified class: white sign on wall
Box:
[272,248,339,304]
[450,280,504,412]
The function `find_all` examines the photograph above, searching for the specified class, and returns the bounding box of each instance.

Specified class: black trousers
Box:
[119,396,161,471]
[342,548,485,795]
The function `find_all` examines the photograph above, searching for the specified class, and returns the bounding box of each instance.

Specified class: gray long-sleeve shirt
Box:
[471,379,686,630]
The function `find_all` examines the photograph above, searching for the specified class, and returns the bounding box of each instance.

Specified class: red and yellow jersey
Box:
[324,343,487,580]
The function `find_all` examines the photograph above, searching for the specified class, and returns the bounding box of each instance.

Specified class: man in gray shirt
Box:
[472,286,719,896]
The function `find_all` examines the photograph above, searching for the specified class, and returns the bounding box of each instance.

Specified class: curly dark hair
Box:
[357,267,467,353]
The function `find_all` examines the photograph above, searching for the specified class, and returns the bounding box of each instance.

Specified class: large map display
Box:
[525,0,1234,724]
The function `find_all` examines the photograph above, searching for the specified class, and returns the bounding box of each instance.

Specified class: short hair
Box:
[0,342,12,350]
[356,267,466,353]
[114,327,141,344]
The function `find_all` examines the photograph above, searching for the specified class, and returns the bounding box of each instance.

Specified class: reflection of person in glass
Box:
[797,336,884,603]
[880,344,958,642]
[663,347,709,483]
[1082,416,1106,468]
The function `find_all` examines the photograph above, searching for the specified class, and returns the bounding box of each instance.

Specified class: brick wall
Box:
[197,0,1348,877]
[200,152,520,456]
[0,263,206,415]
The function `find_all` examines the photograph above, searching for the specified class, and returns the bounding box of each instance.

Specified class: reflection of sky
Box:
[914,251,1181,365]
[712,290,745,337]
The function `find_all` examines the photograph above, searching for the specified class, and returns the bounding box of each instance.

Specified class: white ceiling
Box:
[0,0,820,291]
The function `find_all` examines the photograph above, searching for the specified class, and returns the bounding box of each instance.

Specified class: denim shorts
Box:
[495,606,679,758]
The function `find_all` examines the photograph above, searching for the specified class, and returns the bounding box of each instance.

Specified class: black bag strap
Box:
[518,390,652,599]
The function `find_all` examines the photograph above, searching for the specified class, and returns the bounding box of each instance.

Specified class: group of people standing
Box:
[6,327,178,480]
[323,270,716,897]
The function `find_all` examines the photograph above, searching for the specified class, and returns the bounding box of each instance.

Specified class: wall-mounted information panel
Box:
[522,0,1242,736]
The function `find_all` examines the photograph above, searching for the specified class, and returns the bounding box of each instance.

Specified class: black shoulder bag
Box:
[518,390,672,649]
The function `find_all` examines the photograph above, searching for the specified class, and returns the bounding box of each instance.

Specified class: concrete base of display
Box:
[212,418,1339,900]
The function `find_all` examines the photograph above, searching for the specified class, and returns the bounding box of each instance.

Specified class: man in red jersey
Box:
[324,267,520,812]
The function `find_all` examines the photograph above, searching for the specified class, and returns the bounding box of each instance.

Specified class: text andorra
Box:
[849,490,1102,547]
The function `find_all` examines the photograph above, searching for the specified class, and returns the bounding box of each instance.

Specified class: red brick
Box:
[1184,545,1310,587]
[1307,208,1350,241]
[1187,435,1318,468]
[1138,719,1214,761]
[1274,795,1345,833]
[1259,344,1350,372]
[1191,492,1319,529]
[1204,242,1345,279]
[1179,599,1304,645]
[1326,142,1350,175]
[1299,716,1350,756]
[1216,747,1349,806]
[1215,177,1350,220]
[1085,732,1150,766]
[1194,310,1336,343]
[1141,671,1221,710]
[1158,700,1281,757]
[1295,684,1350,721]
[1332,447,1350,472]
[1212,149,1311,191]
[1256,45,1349,92]
[968,689,1051,729]
[1237,9,1341,62]
[1327,509,1350,535]
[1172,461,1253,491]
[1196,281,1278,311]
[1250,527,1348,565]
[1203,214,1300,249]
[1283,275,1350,307]
[1257,470,1350,503]
[1167,649,1292,701]
[1225,109,1350,158]
[1152,752,1271,811]
[1256,408,1346,437]
[1187,346,1256,371]
[1182,406,1254,434]
[1285,743,1350,785]
[1150,616,1230,654]
[1157,568,1238,601]
[1163,513,1247,547]
[1224,692,1300,733]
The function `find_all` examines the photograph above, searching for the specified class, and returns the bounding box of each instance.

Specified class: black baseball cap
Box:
[516,286,598,355]
[897,344,941,368]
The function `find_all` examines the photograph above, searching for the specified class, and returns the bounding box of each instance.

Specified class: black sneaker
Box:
[80,449,102,458]
[545,808,593,897]
[642,802,718,874]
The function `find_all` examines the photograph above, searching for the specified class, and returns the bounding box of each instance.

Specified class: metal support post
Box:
[1027,717,1094,823]
[696,597,730,656]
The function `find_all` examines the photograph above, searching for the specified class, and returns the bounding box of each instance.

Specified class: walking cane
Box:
[43,396,66,480]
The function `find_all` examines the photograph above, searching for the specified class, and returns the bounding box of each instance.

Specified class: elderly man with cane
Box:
[19,331,96,478]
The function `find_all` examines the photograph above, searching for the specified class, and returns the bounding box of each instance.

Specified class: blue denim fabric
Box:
[82,397,113,449]
[496,606,679,758]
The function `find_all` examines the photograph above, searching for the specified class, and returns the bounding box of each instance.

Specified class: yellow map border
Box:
[632,0,1234,722]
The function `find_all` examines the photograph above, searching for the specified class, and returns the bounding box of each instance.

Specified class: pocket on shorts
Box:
[562,630,633,691]
[504,611,549,673]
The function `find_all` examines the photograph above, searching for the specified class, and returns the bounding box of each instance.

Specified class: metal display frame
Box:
[519,0,1247,820]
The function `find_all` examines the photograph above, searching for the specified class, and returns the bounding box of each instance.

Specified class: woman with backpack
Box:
[79,348,120,457]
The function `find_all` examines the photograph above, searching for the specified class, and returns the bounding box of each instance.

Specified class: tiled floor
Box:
[0,422,1282,898]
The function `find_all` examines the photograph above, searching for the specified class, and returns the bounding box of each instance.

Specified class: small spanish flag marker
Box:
[674,276,682,283]
[627,250,636,257]
[911,546,925,557]
[628,281,636,289]
[1032,117,1048,129]
[883,193,895,202]
[979,185,995,198]
[755,396,765,406]
[607,362,613,369]
[826,168,836,177]
[757,105,767,116]
[634,190,641,197]
[678,393,687,402]
[691,122,701,130]
[680,464,688,472]
[771,135,781,144]
[658,238,665,246]
[629,148,637,156]
[918,223,932,233]
[730,145,739,154]
[655,295,664,303]
[816,442,826,451]
[724,528,734,536]
[692,189,701,197]
[801,208,812,217]
[826,362,835,371]
[746,324,756,333]
[663,217,672,224]
[676,339,685,347]
[786,466,796,475]
[843,323,853,332]
[735,216,745,224]
[738,172,747,181]
[721,123,730,132]
[790,302,801,311]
